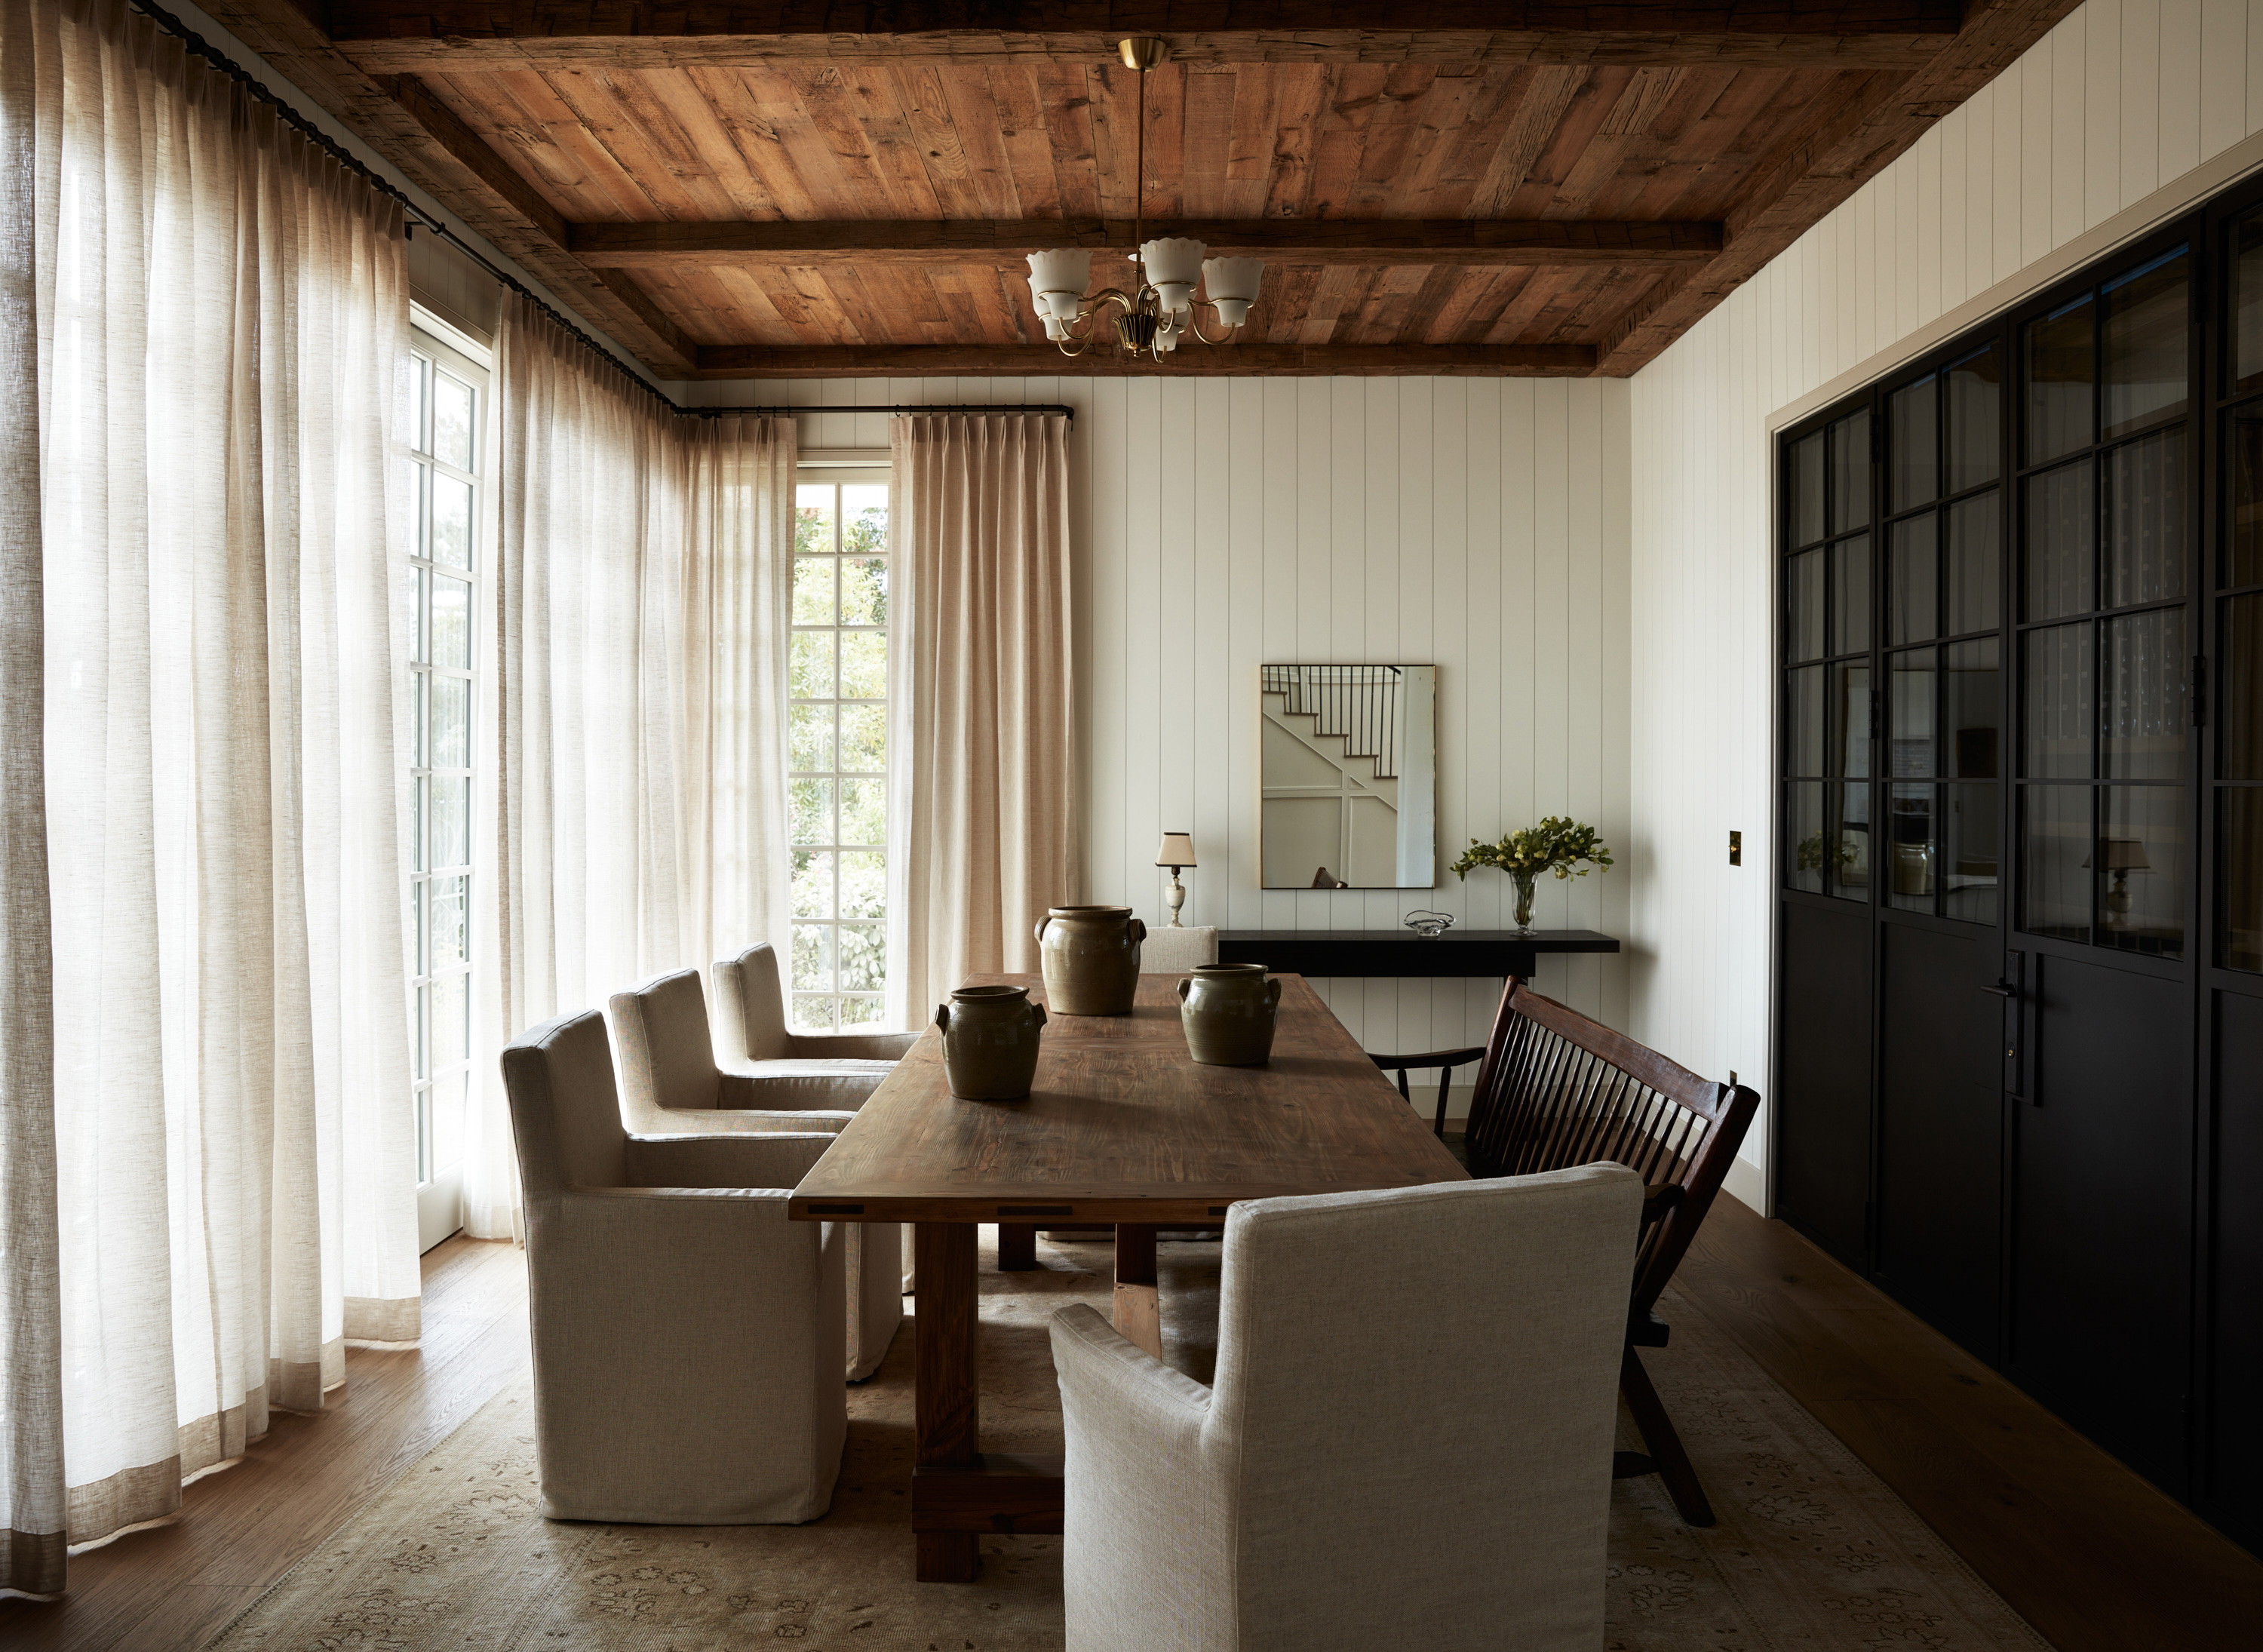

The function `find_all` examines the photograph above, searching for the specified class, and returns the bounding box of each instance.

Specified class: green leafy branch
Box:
[1453,817,1615,883]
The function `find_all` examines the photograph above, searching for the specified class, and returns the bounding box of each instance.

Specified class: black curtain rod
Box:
[116,1,1083,425]
[692,404,1074,419]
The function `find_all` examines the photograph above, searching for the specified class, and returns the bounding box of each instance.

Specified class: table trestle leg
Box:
[1112,1222,1163,1360]
[913,1221,981,1582]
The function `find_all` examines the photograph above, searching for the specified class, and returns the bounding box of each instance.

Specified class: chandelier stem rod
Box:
[1133,60,1146,275]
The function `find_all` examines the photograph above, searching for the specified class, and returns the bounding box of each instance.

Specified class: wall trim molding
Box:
[1764,124,2263,435]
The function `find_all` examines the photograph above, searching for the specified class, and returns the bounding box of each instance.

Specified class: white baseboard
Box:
[1722,1152,1769,1218]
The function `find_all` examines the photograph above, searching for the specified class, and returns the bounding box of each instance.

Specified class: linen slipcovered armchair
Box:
[1049,1163,1641,1652]
[608,966,904,1380]
[502,1009,847,1525]
[1135,925,1219,973]
[713,940,920,1073]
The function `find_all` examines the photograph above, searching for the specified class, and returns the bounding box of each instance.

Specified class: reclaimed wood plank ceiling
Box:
[199,3,2086,376]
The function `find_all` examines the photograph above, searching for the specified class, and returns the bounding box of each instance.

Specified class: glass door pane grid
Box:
[407,347,478,1186]
[1782,409,1875,902]
[791,477,890,1031]
[2015,245,2194,958]
[1881,349,2007,921]
[2216,292,2263,966]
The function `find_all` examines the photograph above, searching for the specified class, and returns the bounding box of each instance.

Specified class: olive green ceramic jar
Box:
[935,984,1049,1101]
[1176,963,1282,1067]
[1033,904,1147,1016]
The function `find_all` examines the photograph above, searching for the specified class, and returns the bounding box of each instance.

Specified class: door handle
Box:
[1980,980,2018,999]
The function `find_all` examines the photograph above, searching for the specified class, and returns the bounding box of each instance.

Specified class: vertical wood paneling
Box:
[717,369,1630,1123]
[2199,0,2249,164]
[1627,0,2263,1200]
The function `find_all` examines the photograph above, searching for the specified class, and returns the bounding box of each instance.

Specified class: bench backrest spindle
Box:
[1462,983,1760,1323]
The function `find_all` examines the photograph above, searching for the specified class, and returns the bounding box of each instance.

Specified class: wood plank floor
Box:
[1678,1198,2263,1652]
[5,1198,2259,1651]
[0,1234,532,1652]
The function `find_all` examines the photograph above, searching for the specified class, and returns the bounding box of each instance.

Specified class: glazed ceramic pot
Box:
[1176,963,1282,1067]
[935,984,1049,1101]
[1033,904,1147,1016]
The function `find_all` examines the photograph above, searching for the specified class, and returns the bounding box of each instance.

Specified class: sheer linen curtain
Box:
[459,294,794,1240]
[0,0,419,1597]
[886,413,1079,1027]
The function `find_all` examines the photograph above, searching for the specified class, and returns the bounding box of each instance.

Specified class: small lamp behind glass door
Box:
[2093,837,2150,930]
[1155,834,1197,927]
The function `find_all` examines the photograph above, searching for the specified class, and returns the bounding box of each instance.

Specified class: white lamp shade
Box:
[1140,237,1207,289]
[1042,312,1069,341]
[1155,832,1197,867]
[1202,256,1264,326]
[1026,248,1092,315]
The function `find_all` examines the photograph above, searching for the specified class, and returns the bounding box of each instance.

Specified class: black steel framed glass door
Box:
[2003,232,2198,1497]
[1774,177,2263,1553]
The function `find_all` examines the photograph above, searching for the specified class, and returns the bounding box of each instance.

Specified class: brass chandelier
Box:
[1024,38,1267,360]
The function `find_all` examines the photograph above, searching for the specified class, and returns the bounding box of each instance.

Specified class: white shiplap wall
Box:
[677,375,1632,1112]
[1626,0,2263,1203]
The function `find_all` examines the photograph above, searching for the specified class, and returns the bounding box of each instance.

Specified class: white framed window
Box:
[405,319,487,1250]
[791,468,892,1030]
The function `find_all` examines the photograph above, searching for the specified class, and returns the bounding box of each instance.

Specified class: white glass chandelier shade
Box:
[1202,256,1265,327]
[1019,42,1266,358]
[1027,248,1093,319]
[1138,236,1207,313]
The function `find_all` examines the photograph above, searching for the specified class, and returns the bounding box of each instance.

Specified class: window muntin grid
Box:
[790,477,891,1030]
[407,339,479,1187]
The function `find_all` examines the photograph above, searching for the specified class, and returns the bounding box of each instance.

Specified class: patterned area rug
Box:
[208,1232,2051,1652]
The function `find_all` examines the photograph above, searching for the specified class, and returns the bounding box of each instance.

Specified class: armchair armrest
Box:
[1049,1305,1223,1620]
[657,1093,857,1136]
[624,1132,836,1190]
[785,1028,920,1061]
[717,1069,884,1113]
[1050,1303,1213,1449]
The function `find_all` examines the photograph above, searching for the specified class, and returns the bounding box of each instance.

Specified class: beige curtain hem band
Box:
[63,1457,183,1548]
[0,1528,69,1600]
[345,1294,422,1343]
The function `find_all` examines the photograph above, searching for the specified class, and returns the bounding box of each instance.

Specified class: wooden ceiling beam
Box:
[338,30,1957,75]
[570,218,1723,269]
[690,342,1597,377]
[1591,0,2087,374]
[329,1,1963,72]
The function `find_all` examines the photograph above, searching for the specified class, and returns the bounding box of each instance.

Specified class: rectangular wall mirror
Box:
[1260,665,1436,889]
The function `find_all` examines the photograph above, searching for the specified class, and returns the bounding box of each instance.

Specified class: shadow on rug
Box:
[208,1231,2052,1652]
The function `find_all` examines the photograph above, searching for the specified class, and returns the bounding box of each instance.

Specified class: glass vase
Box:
[1512,871,1537,936]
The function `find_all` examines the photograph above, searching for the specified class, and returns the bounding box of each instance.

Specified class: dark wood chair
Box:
[1383,981,1759,1526]
[1369,1046,1488,1137]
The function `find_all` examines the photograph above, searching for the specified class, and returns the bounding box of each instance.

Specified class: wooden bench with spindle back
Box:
[1372,980,1760,1526]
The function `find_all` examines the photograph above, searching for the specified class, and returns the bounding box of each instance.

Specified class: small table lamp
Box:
[2096,837,2150,929]
[1155,833,1197,928]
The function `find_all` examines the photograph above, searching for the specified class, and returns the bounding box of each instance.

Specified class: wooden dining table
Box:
[786,971,1469,1582]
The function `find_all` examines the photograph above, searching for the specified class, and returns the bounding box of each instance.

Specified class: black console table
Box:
[1217,929,1619,981]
